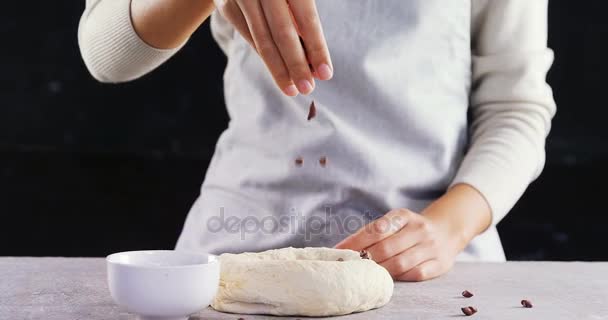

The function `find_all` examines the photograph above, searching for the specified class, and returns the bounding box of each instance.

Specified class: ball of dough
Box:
[211,247,394,316]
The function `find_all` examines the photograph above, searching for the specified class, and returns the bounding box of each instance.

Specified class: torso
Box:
[177,0,506,261]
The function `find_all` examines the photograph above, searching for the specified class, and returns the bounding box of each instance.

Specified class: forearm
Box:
[451,0,555,227]
[421,184,491,252]
[421,1,553,253]
[131,0,215,49]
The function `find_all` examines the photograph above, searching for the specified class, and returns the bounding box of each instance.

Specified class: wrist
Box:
[421,184,492,253]
[423,209,470,253]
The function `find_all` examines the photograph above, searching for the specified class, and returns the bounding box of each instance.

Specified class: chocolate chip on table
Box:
[462,290,474,298]
[521,299,533,308]
[359,250,372,260]
[307,101,317,121]
[319,156,327,167]
[295,157,304,167]
[461,306,477,316]
[337,258,344,261]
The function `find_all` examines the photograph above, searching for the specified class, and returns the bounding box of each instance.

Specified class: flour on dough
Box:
[211,247,394,316]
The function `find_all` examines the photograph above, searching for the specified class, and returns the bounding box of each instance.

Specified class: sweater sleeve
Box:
[450,0,557,226]
[78,0,186,83]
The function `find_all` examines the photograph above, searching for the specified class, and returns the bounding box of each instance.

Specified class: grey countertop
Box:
[1,257,607,320]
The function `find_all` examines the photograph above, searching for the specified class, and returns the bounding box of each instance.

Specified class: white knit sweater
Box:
[78,0,556,261]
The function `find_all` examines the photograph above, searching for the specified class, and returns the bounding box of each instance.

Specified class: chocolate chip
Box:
[462,290,474,298]
[319,156,327,167]
[237,318,245,320]
[295,157,303,167]
[359,250,372,260]
[521,300,533,308]
[307,101,317,121]
[461,306,477,316]
[337,258,344,261]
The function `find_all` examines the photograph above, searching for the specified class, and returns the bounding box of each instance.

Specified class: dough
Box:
[211,247,394,317]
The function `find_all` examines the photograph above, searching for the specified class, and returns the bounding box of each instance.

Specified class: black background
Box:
[1,1,607,260]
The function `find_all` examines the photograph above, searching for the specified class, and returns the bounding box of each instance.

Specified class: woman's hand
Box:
[335,184,492,281]
[335,209,462,281]
[215,0,333,96]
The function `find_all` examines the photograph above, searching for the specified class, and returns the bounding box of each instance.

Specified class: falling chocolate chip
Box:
[319,156,327,167]
[521,300,533,308]
[360,250,372,260]
[461,306,477,316]
[462,290,474,298]
[295,157,304,167]
[307,101,317,121]
[337,258,344,261]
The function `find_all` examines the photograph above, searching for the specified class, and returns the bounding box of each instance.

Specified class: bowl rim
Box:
[106,250,218,270]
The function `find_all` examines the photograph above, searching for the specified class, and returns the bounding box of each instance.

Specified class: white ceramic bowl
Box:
[107,250,220,320]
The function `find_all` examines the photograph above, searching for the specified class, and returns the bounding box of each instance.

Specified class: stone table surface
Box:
[1,258,607,320]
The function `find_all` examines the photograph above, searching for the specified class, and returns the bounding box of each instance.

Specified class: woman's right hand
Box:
[215,0,333,96]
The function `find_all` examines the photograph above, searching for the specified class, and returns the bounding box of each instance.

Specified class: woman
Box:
[78,0,556,281]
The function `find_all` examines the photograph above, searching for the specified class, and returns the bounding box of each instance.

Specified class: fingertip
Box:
[373,218,390,234]
[296,79,314,95]
[333,238,349,249]
[334,237,359,250]
[317,63,333,80]
[334,244,346,250]
[283,84,299,96]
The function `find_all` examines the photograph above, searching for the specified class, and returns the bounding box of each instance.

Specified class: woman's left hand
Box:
[334,208,463,281]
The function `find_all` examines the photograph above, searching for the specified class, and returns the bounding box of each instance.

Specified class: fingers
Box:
[220,0,254,47]
[287,0,333,80]
[221,0,332,96]
[366,221,425,263]
[396,259,446,282]
[260,0,314,95]
[236,0,298,96]
[334,208,411,251]
[380,242,435,279]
